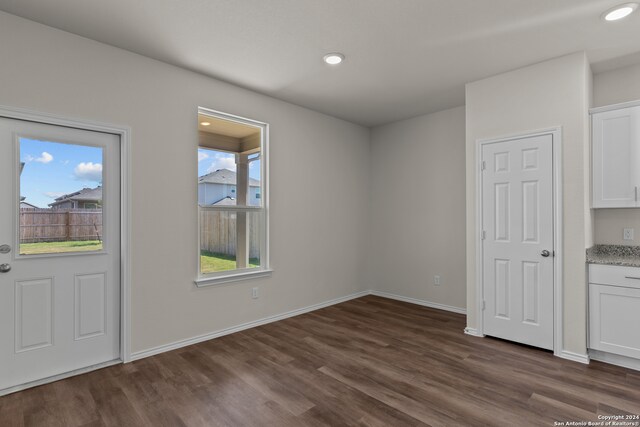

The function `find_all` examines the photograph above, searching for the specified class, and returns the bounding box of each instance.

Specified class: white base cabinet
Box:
[589,264,640,360]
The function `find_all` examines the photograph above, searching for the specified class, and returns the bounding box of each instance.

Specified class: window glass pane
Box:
[19,138,104,255]
[198,147,262,207]
[249,155,261,206]
[199,210,262,274]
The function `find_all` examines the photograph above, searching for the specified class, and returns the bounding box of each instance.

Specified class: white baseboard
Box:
[590,349,640,371]
[369,290,467,315]
[557,350,590,364]
[463,327,484,337]
[0,359,121,397]
[130,290,369,361]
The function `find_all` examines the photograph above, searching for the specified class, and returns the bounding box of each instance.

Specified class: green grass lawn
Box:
[20,240,103,255]
[20,242,257,273]
[200,250,260,273]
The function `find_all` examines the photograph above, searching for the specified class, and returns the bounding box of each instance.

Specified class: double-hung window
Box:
[195,108,270,286]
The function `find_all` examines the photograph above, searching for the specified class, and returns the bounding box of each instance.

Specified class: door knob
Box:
[0,263,11,273]
[541,250,551,257]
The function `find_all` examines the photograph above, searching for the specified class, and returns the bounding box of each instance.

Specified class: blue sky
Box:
[198,148,261,181]
[20,138,103,208]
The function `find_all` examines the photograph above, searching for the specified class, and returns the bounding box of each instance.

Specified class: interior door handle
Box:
[0,263,11,273]
[541,250,551,257]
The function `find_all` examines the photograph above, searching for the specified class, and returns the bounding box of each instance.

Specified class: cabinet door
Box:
[592,106,640,208]
[589,284,640,359]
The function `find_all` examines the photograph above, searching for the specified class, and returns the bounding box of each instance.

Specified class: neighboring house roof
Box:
[212,196,237,206]
[50,186,102,207]
[198,169,260,187]
[20,201,39,209]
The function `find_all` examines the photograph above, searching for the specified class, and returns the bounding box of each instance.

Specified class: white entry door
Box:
[0,117,120,393]
[481,133,554,350]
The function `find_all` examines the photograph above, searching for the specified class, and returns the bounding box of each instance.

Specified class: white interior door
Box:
[481,134,554,350]
[0,117,120,393]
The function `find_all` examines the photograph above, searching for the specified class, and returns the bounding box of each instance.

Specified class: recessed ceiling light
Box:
[200,121,211,126]
[323,53,344,65]
[603,3,638,21]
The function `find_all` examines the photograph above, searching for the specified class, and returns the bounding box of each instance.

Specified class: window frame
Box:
[195,107,271,287]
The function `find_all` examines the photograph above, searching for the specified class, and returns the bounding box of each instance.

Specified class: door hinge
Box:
[482,300,486,311]
[481,160,486,171]
[481,230,486,240]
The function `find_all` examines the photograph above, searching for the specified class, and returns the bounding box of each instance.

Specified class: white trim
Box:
[196,107,270,285]
[552,129,564,359]
[130,290,369,361]
[589,99,640,115]
[590,349,640,371]
[0,359,120,397]
[464,327,484,337]
[199,205,262,212]
[475,136,485,336]
[558,350,590,365]
[195,269,272,287]
[0,104,132,364]
[369,290,466,314]
[474,128,564,358]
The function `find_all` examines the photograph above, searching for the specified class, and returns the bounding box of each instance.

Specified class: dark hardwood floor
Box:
[1,295,639,426]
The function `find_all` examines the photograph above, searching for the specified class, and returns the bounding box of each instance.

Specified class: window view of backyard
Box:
[199,208,262,273]
[19,138,104,255]
[197,113,263,275]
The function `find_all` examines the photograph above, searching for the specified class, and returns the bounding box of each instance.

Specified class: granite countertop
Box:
[586,244,640,267]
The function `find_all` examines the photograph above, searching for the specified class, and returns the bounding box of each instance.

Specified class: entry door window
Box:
[19,138,104,255]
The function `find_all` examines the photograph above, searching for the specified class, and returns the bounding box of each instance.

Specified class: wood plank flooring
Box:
[1,295,639,426]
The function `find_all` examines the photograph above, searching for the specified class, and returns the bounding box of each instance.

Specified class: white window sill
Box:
[194,269,273,288]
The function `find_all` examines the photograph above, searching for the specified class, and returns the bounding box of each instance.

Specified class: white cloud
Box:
[74,162,103,182]
[198,152,209,162]
[206,155,236,173]
[26,152,54,164]
[43,191,66,199]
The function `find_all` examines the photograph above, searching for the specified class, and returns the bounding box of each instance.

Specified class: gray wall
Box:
[592,63,640,246]
[369,106,466,310]
[0,11,371,355]
[465,53,593,356]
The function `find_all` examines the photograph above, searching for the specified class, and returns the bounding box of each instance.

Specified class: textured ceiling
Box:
[1,0,639,126]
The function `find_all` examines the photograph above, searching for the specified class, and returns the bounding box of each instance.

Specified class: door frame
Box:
[0,105,132,369]
[474,127,563,357]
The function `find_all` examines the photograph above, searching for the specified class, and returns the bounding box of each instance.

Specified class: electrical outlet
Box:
[252,287,259,299]
[624,228,634,240]
[434,275,441,286]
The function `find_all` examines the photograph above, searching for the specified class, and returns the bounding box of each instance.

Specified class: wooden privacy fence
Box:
[199,210,260,258]
[20,209,102,243]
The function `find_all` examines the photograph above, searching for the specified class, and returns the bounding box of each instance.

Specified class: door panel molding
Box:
[74,272,107,341]
[474,127,564,358]
[15,277,54,353]
[0,104,131,370]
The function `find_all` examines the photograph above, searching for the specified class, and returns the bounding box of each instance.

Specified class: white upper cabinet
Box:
[592,104,640,208]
